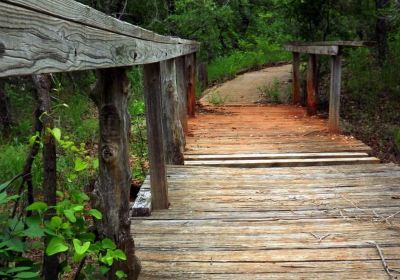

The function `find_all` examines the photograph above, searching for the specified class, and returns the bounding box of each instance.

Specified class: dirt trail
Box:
[201,64,292,105]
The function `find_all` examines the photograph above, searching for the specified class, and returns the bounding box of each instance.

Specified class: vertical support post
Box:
[93,68,141,279]
[160,58,185,165]
[292,52,301,105]
[197,62,208,91]
[186,53,197,118]
[143,63,169,210]
[329,54,342,134]
[176,56,188,135]
[306,54,318,115]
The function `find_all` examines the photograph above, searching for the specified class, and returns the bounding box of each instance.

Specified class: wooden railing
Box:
[284,41,373,133]
[0,0,199,212]
[1,1,199,277]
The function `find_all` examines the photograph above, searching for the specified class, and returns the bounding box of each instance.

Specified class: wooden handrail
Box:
[0,0,200,276]
[284,41,370,134]
[0,0,199,77]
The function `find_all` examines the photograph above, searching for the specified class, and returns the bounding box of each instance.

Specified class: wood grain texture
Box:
[143,63,168,210]
[288,41,375,47]
[0,2,198,77]
[175,56,188,134]
[6,0,198,45]
[132,164,400,279]
[292,52,301,104]
[160,59,185,165]
[284,45,339,55]
[307,55,318,115]
[329,54,343,134]
[185,105,371,155]
[185,53,196,117]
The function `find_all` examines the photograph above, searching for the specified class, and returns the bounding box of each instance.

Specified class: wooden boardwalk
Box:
[132,105,400,279]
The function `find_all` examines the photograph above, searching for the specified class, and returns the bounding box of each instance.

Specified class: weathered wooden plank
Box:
[288,41,375,47]
[131,177,151,217]
[138,271,393,280]
[160,59,185,165]
[139,260,400,274]
[185,152,370,161]
[284,45,339,55]
[306,55,318,115]
[0,2,198,77]
[6,0,199,45]
[175,56,188,134]
[143,63,169,210]
[292,52,301,104]
[185,157,380,168]
[186,53,197,117]
[329,54,342,134]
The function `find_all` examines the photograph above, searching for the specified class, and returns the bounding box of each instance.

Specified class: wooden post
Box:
[329,54,342,133]
[292,52,301,105]
[198,62,208,90]
[186,53,197,118]
[91,68,141,279]
[143,63,169,210]
[161,59,185,165]
[176,56,188,135]
[306,54,318,115]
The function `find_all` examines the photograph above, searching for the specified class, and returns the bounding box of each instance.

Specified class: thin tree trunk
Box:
[376,0,390,64]
[0,79,12,136]
[32,74,59,280]
[91,68,141,280]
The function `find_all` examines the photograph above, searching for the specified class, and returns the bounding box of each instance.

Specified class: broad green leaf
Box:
[6,267,31,273]
[116,270,127,279]
[92,159,99,169]
[74,158,88,172]
[48,216,62,229]
[73,239,90,255]
[99,266,110,275]
[4,238,24,253]
[72,205,84,212]
[56,191,64,199]
[51,128,62,142]
[100,250,114,266]
[26,202,48,212]
[24,226,45,238]
[88,209,102,220]
[0,179,13,192]
[46,237,68,256]
[63,210,76,223]
[101,238,116,250]
[113,249,127,261]
[14,271,40,279]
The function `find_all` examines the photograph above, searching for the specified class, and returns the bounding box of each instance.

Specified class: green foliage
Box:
[206,91,227,105]
[258,79,282,104]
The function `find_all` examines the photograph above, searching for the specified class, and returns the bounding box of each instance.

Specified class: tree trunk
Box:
[91,68,141,280]
[0,79,12,136]
[32,74,59,280]
[376,0,390,64]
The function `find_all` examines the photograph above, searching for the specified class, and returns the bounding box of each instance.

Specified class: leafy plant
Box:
[206,91,227,105]
[258,79,283,104]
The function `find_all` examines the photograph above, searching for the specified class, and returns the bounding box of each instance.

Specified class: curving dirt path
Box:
[201,64,292,105]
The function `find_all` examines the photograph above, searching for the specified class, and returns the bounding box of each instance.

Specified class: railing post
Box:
[306,54,318,115]
[143,63,169,210]
[93,68,141,279]
[329,54,342,133]
[176,56,188,134]
[161,58,185,165]
[186,53,197,118]
[292,52,301,105]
